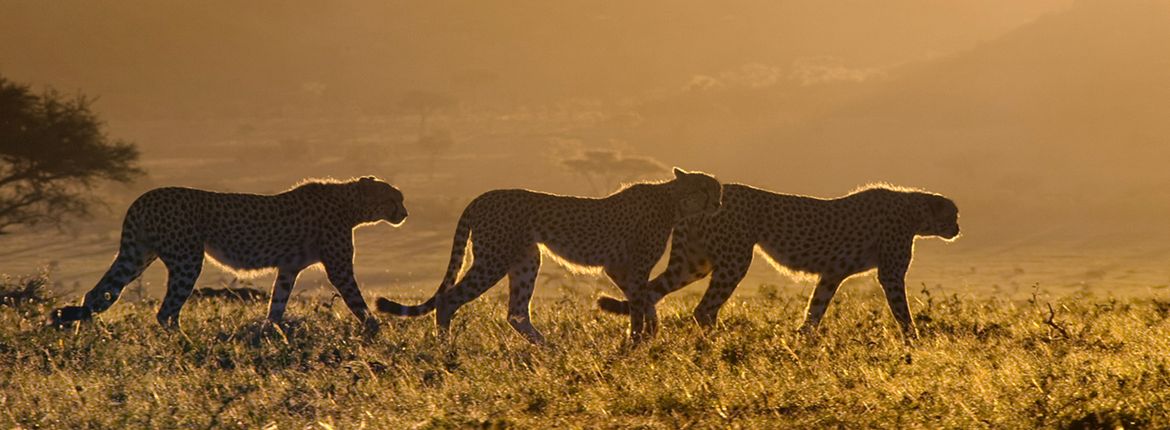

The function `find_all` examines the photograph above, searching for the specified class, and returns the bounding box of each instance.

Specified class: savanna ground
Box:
[2,273,1168,429]
[2,102,1170,429]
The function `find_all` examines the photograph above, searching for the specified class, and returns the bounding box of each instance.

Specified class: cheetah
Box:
[375,168,722,344]
[51,176,407,334]
[597,183,959,344]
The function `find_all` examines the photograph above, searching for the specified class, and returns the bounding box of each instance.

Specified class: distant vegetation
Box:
[2,273,1166,428]
[0,76,141,234]
[399,90,457,177]
[562,149,667,195]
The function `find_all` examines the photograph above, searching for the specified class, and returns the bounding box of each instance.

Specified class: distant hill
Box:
[0,1,1069,118]
[731,0,1170,247]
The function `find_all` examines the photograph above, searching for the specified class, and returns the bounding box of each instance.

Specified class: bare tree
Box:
[0,76,143,234]
[561,149,668,195]
[398,90,457,136]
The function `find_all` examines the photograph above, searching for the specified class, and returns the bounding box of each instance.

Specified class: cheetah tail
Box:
[375,208,473,318]
[375,296,436,317]
[596,295,631,315]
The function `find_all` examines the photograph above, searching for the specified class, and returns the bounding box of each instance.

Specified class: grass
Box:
[2,275,1169,429]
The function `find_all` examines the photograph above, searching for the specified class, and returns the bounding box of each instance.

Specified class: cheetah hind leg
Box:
[632,293,658,342]
[434,260,508,339]
[607,269,657,345]
[155,251,205,330]
[796,274,845,338]
[691,252,752,328]
[266,268,299,323]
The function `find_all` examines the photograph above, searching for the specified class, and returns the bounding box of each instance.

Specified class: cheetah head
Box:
[356,176,408,226]
[671,167,722,219]
[918,193,960,241]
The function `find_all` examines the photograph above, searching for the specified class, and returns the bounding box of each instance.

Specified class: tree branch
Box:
[1043,303,1070,339]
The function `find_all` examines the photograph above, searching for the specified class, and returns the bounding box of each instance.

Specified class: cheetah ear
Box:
[673,167,687,178]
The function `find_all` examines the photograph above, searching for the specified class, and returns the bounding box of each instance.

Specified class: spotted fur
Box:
[597,183,959,344]
[51,176,407,334]
[376,168,721,344]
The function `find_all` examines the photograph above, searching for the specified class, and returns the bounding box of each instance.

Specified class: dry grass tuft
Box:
[1,274,1168,428]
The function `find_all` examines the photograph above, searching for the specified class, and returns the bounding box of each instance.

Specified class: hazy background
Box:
[3,0,1169,301]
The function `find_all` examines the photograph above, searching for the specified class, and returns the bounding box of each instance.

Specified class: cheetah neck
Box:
[616,181,681,221]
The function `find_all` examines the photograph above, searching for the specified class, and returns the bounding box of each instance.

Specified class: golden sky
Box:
[3,0,1169,253]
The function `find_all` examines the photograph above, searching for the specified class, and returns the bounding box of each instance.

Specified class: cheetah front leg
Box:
[878,271,917,345]
[266,268,300,323]
[320,240,379,336]
[878,242,918,345]
[646,224,711,305]
[628,290,655,344]
[506,248,545,345]
[595,226,712,315]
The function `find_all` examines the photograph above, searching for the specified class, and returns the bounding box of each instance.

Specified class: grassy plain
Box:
[1,111,1168,428]
[2,275,1168,429]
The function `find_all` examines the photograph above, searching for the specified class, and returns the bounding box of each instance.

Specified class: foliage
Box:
[399,90,458,176]
[562,149,667,195]
[0,76,142,233]
[2,274,1168,428]
[399,90,457,133]
[0,273,54,309]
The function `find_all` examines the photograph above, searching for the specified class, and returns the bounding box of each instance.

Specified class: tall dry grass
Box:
[1,275,1167,428]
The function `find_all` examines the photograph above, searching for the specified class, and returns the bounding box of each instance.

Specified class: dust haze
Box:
[4,0,1168,297]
